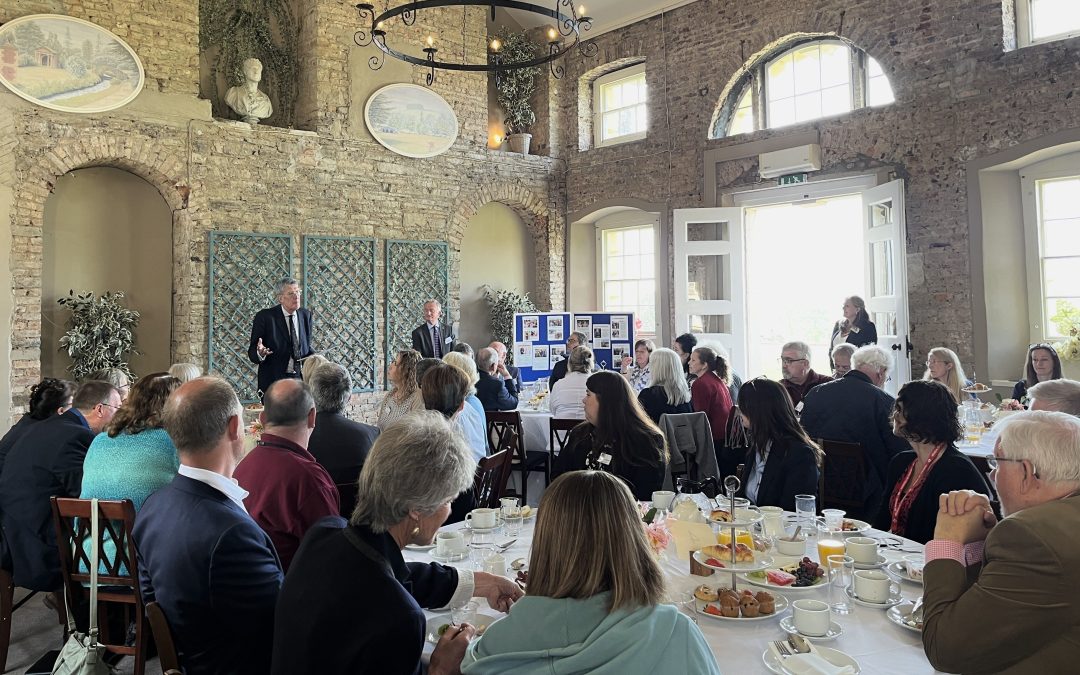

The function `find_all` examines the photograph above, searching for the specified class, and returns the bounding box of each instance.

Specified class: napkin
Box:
[779,652,856,675]
[668,520,718,560]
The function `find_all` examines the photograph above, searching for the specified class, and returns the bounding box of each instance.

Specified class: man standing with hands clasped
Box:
[411,299,455,359]
[921,410,1080,674]
[249,278,314,397]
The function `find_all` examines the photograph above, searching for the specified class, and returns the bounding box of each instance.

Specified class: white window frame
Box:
[1017,0,1080,48]
[763,39,854,130]
[1020,166,1080,339]
[594,211,660,337]
[592,63,648,148]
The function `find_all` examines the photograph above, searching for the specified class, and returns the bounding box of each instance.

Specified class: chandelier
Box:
[353,1,598,86]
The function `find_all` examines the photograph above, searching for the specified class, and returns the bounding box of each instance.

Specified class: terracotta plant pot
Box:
[507,133,532,155]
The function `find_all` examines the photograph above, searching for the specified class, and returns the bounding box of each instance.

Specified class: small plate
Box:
[853,554,888,570]
[695,593,789,621]
[521,506,537,520]
[839,519,872,536]
[846,585,904,609]
[886,561,924,585]
[405,542,436,551]
[779,615,844,641]
[762,645,861,674]
[693,549,773,573]
[887,602,922,633]
[741,571,827,592]
[431,550,469,563]
[464,522,500,533]
[424,614,496,644]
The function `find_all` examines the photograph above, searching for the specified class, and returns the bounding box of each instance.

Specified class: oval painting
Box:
[0,14,145,114]
[364,83,459,159]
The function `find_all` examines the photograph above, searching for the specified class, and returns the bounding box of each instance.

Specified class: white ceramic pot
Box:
[507,133,532,154]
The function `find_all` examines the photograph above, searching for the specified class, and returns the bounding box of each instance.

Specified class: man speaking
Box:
[411,299,455,359]
[249,278,313,396]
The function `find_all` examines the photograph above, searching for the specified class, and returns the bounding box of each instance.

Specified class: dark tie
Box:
[433,325,442,358]
[288,314,301,369]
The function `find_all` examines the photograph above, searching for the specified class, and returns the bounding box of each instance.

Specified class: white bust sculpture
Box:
[224,58,273,124]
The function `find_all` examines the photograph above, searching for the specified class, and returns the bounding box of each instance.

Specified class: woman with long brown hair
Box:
[551,371,668,500]
[376,348,424,429]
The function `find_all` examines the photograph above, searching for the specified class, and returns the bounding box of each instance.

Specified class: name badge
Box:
[598,453,612,466]
[444,336,453,344]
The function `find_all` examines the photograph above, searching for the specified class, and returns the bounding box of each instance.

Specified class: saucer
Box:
[886,561,924,585]
[404,542,436,551]
[853,554,888,570]
[779,615,843,641]
[887,602,923,633]
[431,550,469,563]
[762,645,861,674]
[464,522,500,533]
[846,585,903,609]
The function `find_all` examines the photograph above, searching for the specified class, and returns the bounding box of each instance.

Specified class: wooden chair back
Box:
[817,439,867,512]
[485,410,524,456]
[0,567,12,673]
[549,417,580,457]
[474,447,515,509]
[146,601,181,673]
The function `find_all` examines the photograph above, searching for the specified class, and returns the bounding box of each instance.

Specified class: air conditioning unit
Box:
[758,144,822,179]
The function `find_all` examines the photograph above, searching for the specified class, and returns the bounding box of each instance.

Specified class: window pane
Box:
[623,229,640,255]
[605,230,621,256]
[688,254,731,301]
[794,91,822,122]
[769,97,796,128]
[870,200,893,228]
[688,222,729,242]
[1043,257,1080,296]
[1030,0,1080,41]
[793,47,822,95]
[766,41,855,129]
[820,84,852,116]
[766,54,795,102]
[871,240,895,296]
[728,87,754,135]
[819,43,850,88]
[602,111,620,140]
[603,83,622,111]
[608,256,624,279]
[873,311,897,335]
[640,231,654,254]
[1047,297,1080,337]
[618,108,634,135]
[1043,218,1080,256]
[1040,177,1080,220]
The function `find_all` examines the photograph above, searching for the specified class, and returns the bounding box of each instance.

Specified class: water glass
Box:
[451,600,479,626]
[821,508,846,532]
[826,554,854,615]
[795,494,817,530]
[503,506,524,536]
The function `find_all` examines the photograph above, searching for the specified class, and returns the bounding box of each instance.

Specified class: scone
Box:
[694,584,718,602]
[739,591,760,618]
[755,591,775,615]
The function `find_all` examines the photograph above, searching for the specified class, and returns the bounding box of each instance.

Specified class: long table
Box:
[405,515,944,673]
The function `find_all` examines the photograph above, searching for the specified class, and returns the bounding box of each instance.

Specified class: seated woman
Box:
[462,470,721,675]
[923,347,973,402]
[1012,342,1063,403]
[552,371,668,500]
[301,353,331,382]
[874,380,989,544]
[442,352,488,461]
[734,378,821,511]
[0,377,74,476]
[271,412,522,675]
[167,362,202,383]
[688,346,733,462]
[376,349,425,429]
[88,367,131,402]
[637,348,691,424]
[619,339,655,394]
[548,346,593,419]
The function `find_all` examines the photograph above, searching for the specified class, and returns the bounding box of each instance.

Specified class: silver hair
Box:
[423,298,442,310]
[309,363,352,414]
[648,348,691,405]
[351,411,476,532]
[781,341,811,360]
[274,278,299,297]
[1028,379,1080,416]
[168,362,202,383]
[568,346,595,374]
[852,344,892,374]
[263,379,314,427]
[301,354,331,382]
[476,347,499,372]
[570,331,588,344]
[443,351,480,392]
[996,410,1080,484]
[830,342,856,360]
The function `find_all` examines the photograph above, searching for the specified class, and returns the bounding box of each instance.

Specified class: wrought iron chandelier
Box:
[353,1,597,86]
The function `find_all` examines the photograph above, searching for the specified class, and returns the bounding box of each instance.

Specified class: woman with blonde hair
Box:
[548,346,594,419]
[637,348,691,424]
[301,354,331,382]
[923,347,971,402]
[375,349,424,429]
[462,470,720,674]
[167,362,202,383]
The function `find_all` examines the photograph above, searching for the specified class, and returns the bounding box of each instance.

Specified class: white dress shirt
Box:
[178,464,250,511]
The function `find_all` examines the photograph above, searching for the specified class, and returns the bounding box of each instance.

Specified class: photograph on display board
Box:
[574,315,592,335]
[611,316,629,340]
[515,342,533,369]
[547,316,564,341]
[533,345,549,363]
[598,339,611,350]
[522,315,540,342]
[549,344,566,363]
[592,324,610,340]
[612,343,630,362]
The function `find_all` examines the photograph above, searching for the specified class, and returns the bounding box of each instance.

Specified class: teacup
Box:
[792,598,831,637]
[481,553,507,576]
[846,536,879,564]
[903,554,926,581]
[758,506,785,537]
[435,531,466,557]
[853,570,898,603]
[466,507,499,530]
[651,490,676,511]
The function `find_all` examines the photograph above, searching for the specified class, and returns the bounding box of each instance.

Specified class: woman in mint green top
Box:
[462,471,721,675]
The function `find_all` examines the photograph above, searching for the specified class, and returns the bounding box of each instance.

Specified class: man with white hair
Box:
[1027,378,1080,415]
[922,411,1080,673]
[488,341,522,391]
[800,344,910,520]
[411,299,455,359]
[778,340,833,407]
[475,347,519,411]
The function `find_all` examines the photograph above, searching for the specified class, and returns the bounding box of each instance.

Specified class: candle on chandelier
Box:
[426,35,435,47]
[490,38,501,52]
[578,5,586,16]
[547,27,557,43]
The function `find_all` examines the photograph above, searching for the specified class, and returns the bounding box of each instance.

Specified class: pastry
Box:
[701,543,754,563]
[739,591,760,618]
[755,591,775,615]
[719,594,740,617]
[709,509,732,522]
[694,584,718,602]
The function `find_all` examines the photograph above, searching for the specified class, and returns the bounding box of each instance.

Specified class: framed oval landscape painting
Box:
[0,14,144,113]
[364,83,459,158]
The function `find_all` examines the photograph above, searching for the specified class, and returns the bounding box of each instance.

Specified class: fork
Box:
[772,640,793,657]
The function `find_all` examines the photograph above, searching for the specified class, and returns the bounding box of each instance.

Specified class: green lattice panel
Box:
[302,236,378,392]
[384,239,449,388]
[208,231,292,403]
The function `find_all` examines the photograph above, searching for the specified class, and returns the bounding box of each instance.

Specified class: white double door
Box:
[673,179,910,395]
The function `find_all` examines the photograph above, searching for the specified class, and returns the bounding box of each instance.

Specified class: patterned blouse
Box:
[375,389,424,429]
[625,365,651,394]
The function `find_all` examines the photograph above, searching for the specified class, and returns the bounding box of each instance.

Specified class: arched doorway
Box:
[42,167,173,379]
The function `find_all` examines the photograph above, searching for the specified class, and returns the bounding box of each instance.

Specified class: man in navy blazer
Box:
[475,347,519,411]
[410,299,455,359]
[133,377,283,675]
[248,278,314,396]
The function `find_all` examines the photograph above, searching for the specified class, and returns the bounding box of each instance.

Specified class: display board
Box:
[512,311,635,382]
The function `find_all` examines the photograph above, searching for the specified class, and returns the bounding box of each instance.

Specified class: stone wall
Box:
[555,0,1080,368]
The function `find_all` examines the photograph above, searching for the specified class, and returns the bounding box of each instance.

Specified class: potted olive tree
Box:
[483,285,536,363]
[495,32,541,155]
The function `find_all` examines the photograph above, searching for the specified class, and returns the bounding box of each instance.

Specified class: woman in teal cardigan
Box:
[462,470,721,675]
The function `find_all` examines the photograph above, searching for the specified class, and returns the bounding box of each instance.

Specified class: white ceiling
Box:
[499,0,701,37]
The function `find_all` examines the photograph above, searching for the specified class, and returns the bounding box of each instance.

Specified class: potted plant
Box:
[483,285,536,364]
[494,31,541,155]
[56,290,140,380]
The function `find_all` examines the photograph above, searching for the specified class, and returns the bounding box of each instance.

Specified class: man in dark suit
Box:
[800,344,910,521]
[133,377,283,675]
[922,411,1080,674]
[488,341,522,391]
[248,277,313,396]
[0,380,119,591]
[475,347,518,411]
[410,299,455,359]
[548,331,587,390]
[306,363,379,516]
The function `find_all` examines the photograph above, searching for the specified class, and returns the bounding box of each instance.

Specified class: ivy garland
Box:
[200,0,299,127]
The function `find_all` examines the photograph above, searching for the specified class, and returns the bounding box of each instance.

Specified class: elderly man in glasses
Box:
[922,410,1080,674]
[778,341,833,409]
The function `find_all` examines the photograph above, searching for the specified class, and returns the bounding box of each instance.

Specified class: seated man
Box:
[800,344,910,521]
[488,341,522,391]
[0,380,119,591]
[922,411,1080,673]
[306,363,379,516]
[830,342,856,378]
[1027,378,1080,415]
[475,347,518,411]
[134,377,283,675]
[234,379,339,570]
[778,340,833,408]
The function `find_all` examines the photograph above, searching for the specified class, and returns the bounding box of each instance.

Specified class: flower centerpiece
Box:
[641,503,671,557]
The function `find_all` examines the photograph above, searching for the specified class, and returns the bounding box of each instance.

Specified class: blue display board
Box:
[512,311,635,382]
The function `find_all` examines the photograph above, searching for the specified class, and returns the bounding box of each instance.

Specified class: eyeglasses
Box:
[987,456,1040,478]
[779,357,808,365]
[99,402,120,410]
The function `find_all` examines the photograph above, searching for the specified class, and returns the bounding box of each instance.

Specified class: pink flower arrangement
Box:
[644,521,671,556]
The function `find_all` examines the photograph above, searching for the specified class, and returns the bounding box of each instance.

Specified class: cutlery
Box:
[787,633,812,654]
[906,596,925,626]
[772,640,793,657]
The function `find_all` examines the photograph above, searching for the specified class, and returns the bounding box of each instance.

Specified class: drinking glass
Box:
[451,600,479,626]
[795,494,817,531]
[826,554,854,615]
[821,508,846,532]
[503,506,523,536]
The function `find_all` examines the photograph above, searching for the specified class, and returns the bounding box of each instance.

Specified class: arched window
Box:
[713,39,894,138]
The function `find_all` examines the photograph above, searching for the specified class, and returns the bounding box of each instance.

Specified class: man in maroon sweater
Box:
[779,340,833,409]
[234,378,339,570]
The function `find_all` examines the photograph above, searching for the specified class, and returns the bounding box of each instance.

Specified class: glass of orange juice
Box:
[717,529,754,547]
[817,537,846,565]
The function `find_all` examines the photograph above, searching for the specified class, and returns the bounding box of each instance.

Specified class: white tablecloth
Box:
[516,408,553,454]
[405,517,943,674]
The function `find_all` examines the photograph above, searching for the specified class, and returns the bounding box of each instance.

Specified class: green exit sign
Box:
[778,173,808,185]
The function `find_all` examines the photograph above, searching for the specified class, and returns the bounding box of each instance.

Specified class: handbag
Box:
[53,498,113,675]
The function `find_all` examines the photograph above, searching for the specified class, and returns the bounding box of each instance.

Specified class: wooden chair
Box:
[474,448,515,509]
[486,411,549,501]
[548,417,580,458]
[50,497,149,675]
[0,567,13,673]
[146,601,181,673]
[817,439,867,512]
